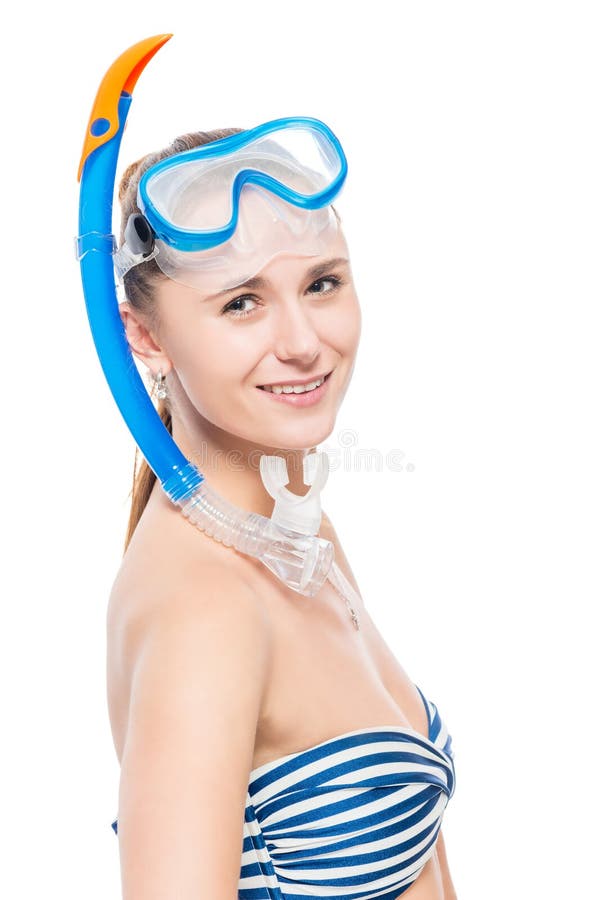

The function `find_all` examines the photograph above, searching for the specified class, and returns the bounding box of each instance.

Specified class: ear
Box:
[119,301,172,376]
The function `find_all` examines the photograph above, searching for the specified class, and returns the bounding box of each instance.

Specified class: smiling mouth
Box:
[257,371,333,394]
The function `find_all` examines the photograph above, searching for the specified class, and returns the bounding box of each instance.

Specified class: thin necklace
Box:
[328,560,361,630]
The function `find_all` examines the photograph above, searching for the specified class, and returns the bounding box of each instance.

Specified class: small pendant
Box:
[327,560,361,631]
[341,595,360,630]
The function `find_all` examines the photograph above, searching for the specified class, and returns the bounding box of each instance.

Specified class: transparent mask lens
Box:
[144,125,342,233]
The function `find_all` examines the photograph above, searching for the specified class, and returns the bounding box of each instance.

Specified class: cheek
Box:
[327,293,361,354]
[168,320,260,414]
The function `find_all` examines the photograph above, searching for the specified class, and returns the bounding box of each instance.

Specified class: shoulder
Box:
[110,537,273,898]
[126,561,272,730]
[109,491,272,649]
[107,501,273,747]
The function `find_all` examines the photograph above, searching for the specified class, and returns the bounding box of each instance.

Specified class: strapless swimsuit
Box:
[111,684,456,899]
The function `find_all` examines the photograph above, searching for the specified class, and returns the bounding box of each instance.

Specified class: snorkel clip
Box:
[113,213,158,279]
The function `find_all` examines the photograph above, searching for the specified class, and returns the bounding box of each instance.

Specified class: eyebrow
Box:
[201,257,350,302]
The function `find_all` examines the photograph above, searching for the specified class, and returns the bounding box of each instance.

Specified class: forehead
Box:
[155,184,349,295]
[247,228,350,281]
[205,224,350,300]
[155,237,351,307]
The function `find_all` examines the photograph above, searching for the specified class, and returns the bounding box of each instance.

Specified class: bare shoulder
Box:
[108,543,270,666]
[106,505,273,765]
[108,490,271,655]
[107,514,274,898]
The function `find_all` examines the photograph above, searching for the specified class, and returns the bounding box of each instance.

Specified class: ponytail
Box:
[123,398,172,553]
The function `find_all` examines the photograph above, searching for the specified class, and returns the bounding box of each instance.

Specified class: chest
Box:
[248,521,430,770]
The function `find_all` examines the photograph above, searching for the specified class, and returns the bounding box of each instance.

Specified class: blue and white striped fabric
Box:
[111,686,455,899]
[238,687,455,899]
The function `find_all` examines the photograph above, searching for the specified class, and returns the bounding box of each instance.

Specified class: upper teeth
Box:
[262,376,326,394]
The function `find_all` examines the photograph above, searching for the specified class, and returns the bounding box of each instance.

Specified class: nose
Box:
[272,297,321,364]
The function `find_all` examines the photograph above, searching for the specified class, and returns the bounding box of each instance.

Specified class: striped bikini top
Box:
[111,685,456,899]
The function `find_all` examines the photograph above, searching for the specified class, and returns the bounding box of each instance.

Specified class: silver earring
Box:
[155,368,168,400]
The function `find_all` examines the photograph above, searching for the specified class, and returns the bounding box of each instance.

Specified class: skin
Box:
[125,227,358,513]
[113,223,457,898]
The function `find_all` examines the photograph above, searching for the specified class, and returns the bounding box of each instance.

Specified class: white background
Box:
[2,1,600,896]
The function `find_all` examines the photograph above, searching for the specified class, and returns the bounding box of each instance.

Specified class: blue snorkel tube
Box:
[75,34,353,600]
[76,36,200,504]
[77,35,204,503]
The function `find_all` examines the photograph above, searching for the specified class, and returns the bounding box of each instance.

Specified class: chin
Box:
[265,421,336,452]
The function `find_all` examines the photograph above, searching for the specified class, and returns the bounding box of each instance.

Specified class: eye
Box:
[221,274,344,319]
[221,294,257,319]
[308,275,342,294]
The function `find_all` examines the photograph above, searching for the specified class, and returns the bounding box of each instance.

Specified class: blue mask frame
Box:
[138,116,348,252]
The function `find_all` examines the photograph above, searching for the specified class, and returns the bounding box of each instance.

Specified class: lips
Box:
[257,370,332,390]
[256,369,333,406]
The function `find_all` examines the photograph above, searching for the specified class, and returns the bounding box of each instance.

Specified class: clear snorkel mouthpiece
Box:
[168,453,334,597]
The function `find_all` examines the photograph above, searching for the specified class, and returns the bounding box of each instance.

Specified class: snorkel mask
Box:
[75,34,360,614]
[114,117,346,294]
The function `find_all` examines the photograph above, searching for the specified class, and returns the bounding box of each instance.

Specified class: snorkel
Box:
[76,35,361,617]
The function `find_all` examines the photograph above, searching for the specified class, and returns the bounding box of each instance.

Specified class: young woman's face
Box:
[153,226,361,452]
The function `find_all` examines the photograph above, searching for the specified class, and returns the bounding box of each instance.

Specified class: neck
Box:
[167,409,317,522]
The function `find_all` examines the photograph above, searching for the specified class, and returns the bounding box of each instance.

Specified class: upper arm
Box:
[116,567,272,900]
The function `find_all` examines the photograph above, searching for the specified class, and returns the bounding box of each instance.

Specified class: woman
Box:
[103,122,458,899]
[78,36,457,900]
